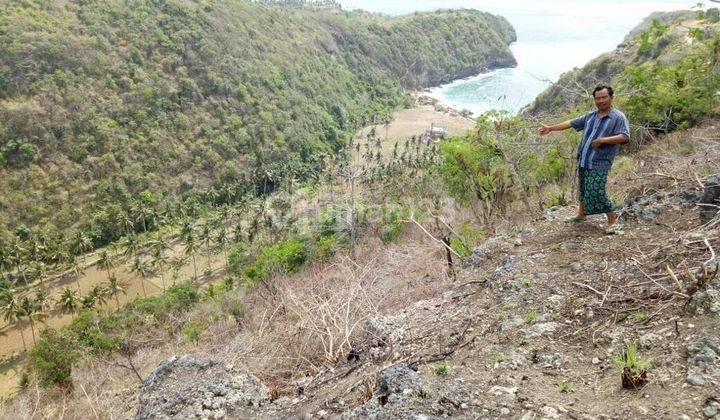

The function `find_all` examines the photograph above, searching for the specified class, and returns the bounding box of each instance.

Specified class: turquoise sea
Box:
[338,0,694,115]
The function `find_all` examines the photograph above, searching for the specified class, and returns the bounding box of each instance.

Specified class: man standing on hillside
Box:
[538,85,630,234]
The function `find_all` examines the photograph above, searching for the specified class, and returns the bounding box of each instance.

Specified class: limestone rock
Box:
[136,355,269,420]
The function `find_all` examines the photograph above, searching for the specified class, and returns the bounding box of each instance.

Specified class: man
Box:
[538,85,630,234]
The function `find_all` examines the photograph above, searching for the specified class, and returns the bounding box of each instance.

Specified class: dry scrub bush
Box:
[215,233,450,390]
[281,262,380,365]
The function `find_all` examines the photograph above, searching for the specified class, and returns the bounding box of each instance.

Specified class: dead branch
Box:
[572,282,604,297]
[409,213,461,258]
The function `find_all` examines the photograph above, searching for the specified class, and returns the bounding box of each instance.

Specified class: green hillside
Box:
[0,0,516,246]
[522,9,720,132]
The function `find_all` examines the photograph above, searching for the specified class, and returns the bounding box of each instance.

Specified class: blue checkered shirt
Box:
[570,108,630,171]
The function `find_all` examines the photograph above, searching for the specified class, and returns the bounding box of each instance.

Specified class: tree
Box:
[89,283,109,309]
[216,225,229,263]
[150,248,169,291]
[97,249,116,280]
[0,288,27,351]
[56,287,79,319]
[81,294,96,309]
[20,296,45,346]
[68,254,84,292]
[169,255,188,284]
[129,257,151,298]
[0,240,9,284]
[199,221,214,271]
[105,275,127,309]
[9,237,28,285]
[183,233,200,281]
[180,219,194,243]
[71,231,93,266]
[121,234,141,258]
[33,288,50,313]
[117,211,135,236]
[131,193,155,233]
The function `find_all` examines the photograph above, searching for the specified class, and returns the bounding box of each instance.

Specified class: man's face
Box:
[593,89,612,111]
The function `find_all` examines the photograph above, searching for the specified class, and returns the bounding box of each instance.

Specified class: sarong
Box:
[578,167,614,215]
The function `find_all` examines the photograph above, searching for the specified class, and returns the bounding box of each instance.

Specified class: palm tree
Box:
[216,226,229,263]
[89,283,108,309]
[169,255,187,285]
[69,254,84,292]
[131,198,153,233]
[10,237,27,285]
[150,248,169,291]
[199,222,214,271]
[29,261,47,286]
[71,230,93,266]
[122,234,141,259]
[180,219,194,243]
[80,294,96,310]
[97,249,116,280]
[117,211,135,236]
[0,289,27,351]
[105,275,127,309]
[33,288,50,313]
[129,257,150,297]
[20,296,44,346]
[57,287,79,319]
[183,233,199,281]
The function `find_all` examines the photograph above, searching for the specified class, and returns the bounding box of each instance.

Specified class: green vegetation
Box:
[616,51,720,131]
[439,115,576,224]
[634,312,648,322]
[27,329,78,387]
[182,322,204,344]
[0,0,515,266]
[525,309,539,323]
[433,361,450,375]
[244,236,308,284]
[492,353,508,364]
[555,380,574,393]
[25,282,201,386]
[612,342,652,389]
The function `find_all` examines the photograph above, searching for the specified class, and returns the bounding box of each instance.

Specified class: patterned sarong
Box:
[578,167,614,215]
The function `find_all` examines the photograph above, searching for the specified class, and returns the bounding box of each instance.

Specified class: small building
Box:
[425,124,446,141]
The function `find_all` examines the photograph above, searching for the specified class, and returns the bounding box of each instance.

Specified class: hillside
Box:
[0,0,516,246]
[521,8,720,131]
[2,112,719,419]
[2,5,720,419]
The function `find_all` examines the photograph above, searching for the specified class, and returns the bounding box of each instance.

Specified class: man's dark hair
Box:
[592,85,614,98]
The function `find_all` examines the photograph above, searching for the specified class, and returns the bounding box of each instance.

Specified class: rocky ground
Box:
[135,170,720,419]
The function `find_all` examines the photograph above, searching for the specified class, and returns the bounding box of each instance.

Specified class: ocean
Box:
[338,0,695,115]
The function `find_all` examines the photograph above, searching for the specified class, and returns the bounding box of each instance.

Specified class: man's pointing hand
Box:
[538,124,552,136]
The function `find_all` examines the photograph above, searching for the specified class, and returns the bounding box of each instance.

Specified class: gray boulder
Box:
[700,174,720,223]
[136,354,270,419]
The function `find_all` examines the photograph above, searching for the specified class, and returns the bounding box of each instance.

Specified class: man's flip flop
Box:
[605,224,624,235]
[564,217,585,225]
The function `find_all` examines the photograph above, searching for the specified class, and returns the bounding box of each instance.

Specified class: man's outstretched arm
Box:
[538,121,573,136]
[591,134,629,148]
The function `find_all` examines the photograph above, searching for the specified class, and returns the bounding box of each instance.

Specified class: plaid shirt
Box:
[570,108,630,171]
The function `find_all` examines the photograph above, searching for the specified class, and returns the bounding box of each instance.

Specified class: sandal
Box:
[564,217,586,225]
[605,224,624,235]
